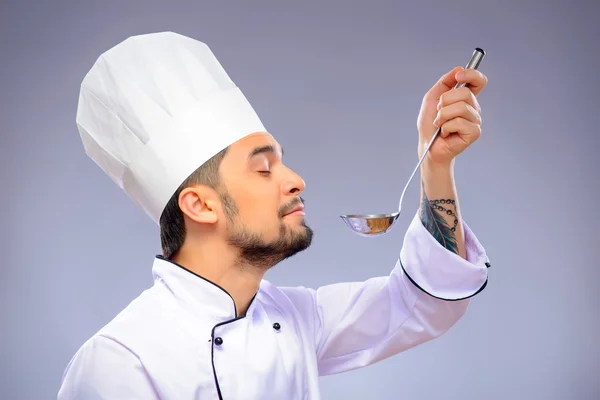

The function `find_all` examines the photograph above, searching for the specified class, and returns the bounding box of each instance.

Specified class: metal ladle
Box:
[340,47,486,237]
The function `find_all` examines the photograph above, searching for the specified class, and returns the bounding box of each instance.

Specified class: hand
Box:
[417,65,488,166]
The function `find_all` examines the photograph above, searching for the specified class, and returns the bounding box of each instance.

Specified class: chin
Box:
[284,218,309,231]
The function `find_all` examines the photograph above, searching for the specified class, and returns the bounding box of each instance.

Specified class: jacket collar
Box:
[151,255,258,321]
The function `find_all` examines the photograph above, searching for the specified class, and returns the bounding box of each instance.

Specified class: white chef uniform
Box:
[57,31,491,400]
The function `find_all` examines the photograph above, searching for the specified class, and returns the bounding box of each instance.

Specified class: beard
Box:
[219,190,313,270]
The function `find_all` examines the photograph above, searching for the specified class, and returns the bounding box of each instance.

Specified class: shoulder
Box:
[58,290,165,400]
[97,286,167,337]
[58,333,155,400]
[98,282,198,347]
[71,281,197,364]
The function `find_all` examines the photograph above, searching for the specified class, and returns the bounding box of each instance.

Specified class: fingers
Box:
[424,66,464,102]
[424,66,488,107]
[455,68,488,96]
[437,86,480,113]
[438,117,481,141]
[434,101,481,131]
[433,68,487,140]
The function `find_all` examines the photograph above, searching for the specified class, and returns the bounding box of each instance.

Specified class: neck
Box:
[172,239,265,317]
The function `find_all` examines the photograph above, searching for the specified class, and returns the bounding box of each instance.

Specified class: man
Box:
[58,32,491,399]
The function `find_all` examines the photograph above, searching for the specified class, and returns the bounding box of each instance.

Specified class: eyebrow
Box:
[247,145,284,161]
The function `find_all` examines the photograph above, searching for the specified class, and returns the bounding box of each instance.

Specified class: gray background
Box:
[1,0,599,399]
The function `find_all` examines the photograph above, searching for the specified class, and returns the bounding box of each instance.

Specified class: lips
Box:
[283,204,305,217]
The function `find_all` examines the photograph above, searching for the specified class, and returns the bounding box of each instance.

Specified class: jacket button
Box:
[273,322,281,331]
[214,337,223,345]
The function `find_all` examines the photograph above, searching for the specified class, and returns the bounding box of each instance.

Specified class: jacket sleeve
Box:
[57,335,160,400]
[280,210,490,376]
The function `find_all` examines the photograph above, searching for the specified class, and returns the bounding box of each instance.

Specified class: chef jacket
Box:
[57,211,490,399]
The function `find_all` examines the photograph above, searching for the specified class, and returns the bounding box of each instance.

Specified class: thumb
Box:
[423,66,464,103]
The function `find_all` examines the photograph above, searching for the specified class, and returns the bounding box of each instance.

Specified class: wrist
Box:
[420,157,455,176]
[418,140,454,168]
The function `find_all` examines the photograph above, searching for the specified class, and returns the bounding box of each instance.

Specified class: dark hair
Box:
[159,147,229,259]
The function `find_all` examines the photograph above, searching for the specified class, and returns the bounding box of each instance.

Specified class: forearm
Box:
[419,158,466,260]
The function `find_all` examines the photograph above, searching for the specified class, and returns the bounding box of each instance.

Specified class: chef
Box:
[58,31,491,399]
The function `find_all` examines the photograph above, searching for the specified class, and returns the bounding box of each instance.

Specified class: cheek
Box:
[241,204,282,238]
[234,185,280,224]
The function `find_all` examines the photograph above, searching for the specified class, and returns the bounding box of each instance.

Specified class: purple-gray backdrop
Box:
[2,0,599,399]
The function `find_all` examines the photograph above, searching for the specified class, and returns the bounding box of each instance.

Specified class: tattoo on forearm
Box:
[420,180,459,254]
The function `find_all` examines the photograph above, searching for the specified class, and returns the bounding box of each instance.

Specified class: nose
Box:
[281,168,305,196]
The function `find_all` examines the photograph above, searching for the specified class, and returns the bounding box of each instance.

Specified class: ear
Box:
[178,186,219,225]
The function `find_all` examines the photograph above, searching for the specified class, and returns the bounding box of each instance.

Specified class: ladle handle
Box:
[398,48,486,212]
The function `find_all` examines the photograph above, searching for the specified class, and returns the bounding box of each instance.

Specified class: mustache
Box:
[279,197,305,218]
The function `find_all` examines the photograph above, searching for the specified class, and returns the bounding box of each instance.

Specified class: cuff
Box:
[399,210,490,301]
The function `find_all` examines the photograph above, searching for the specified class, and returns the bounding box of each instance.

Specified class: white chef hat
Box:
[76,31,267,225]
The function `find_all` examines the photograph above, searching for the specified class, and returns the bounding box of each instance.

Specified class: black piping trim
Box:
[210,317,242,400]
[208,291,257,400]
[399,258,488,301]
[156,255,260,317]
[155,255,259,399]
[156,255,238,314]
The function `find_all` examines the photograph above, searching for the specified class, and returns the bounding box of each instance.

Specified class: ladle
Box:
[340,48,486,237]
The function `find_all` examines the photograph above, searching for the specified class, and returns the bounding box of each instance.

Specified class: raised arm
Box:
[417,64,489,260]
[278,66,491,375]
